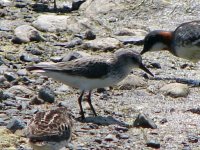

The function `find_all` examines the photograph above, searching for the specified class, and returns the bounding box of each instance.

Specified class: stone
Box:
[6,118,26,133]
[54,37,82,48]
[38,86,55,103]
[133,113,157,129]
[104,134,115,141]
[4,72,18,82]
[116,134,129,139]
[82,37,122,51]
[160,83,189,98]
[62,51,91,62]
[5,85,33,96]
[0,118,6,126]
[187,135,198,143]
[20,53,41,63]
[12,25,44,44]
[17,69,27,76]
[84,30,96,40]
[146,140,160,149]
[0,0,12,7]
[29,96,44,105]
[115,36,144,45]
[118,74,147,90]
[33,14,92,33]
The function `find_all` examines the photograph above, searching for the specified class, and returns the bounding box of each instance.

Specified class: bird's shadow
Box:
[32,4,71,13]
[151,76,200,87]
[76,116,129,127]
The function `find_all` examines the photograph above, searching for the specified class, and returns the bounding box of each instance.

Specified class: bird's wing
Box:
[174,21,200,47]
[27,56,115,78]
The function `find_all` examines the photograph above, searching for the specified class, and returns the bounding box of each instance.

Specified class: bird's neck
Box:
[159,31,173,52]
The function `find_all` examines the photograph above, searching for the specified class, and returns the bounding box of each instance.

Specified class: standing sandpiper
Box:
[140,21,200,62]
[27,49,153,119]
[25,107,73,150]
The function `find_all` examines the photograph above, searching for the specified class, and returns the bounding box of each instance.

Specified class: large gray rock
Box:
[12,25,44,44]
[5,85,33,96]
[32,14,92,33]
[160,83,189,98]
[82,37,122,51]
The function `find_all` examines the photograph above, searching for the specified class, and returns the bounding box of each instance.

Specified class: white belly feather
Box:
[175,46,200,62]
[41,71,126,91]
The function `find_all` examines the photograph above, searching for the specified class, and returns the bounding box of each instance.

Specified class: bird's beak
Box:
[139,63,154,77]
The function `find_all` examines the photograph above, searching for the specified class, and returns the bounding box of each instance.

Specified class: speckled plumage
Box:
[26,107,73,150]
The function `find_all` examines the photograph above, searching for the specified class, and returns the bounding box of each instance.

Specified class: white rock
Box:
[160,83,189,98]
[118,75,147,90]
[32,14,92,33]
[13,25,44,43]
[82,37,122,51]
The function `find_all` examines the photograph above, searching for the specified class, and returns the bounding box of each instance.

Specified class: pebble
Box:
[94,138,102,144]
[0,118,6,126]
[84,30,96,40]
[17,69,27,76]
[116,134,129,139]
[6,118,26,133]
[20,53,41,63]
[104,134,115,141]
[160,83,189,98]
[38,86,55,103]
[114,126,128,132]
[146,140,160,149]
[133,113,157,129]
[82,37,122,51]
[118,74,147,90]
[62,51,91,62]
[160,118,167,124]
[4,72,18,82]
[29,96,44,105]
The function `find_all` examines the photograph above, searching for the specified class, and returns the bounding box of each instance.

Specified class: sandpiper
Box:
[25,107,73,150]
[27,49,153,119]
[140,21,200,62]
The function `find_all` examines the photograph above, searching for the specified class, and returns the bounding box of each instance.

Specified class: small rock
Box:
[62,51,91,62]
[118,74,147,90]
[133,113,157,129]
[54,38,82,48]
[104,134,115,141]
[116,134,129,139]
[20,53,41,63]
[148,62,161,69]
[84,30,96,40]
[50,56,63,63]
[160,118,167,124]
[6,85,33,96]
[0,118,6,126]
[114,126,128,132]
[82,37,122,51]
[160,83,189,98]
[146,140,160,149]
[94,138,102,144]
[4,101,16,106]
[56,85,70,92]
[6,118,26,133]
[4,72,18,82]
[12,25,44,44]
[38,86,55,103]
[17,69,27,76]
[0,91,10,101]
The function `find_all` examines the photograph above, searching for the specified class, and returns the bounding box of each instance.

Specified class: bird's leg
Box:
[53,0,57,10]
[86,91,97,116]
[78,91,85,119]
